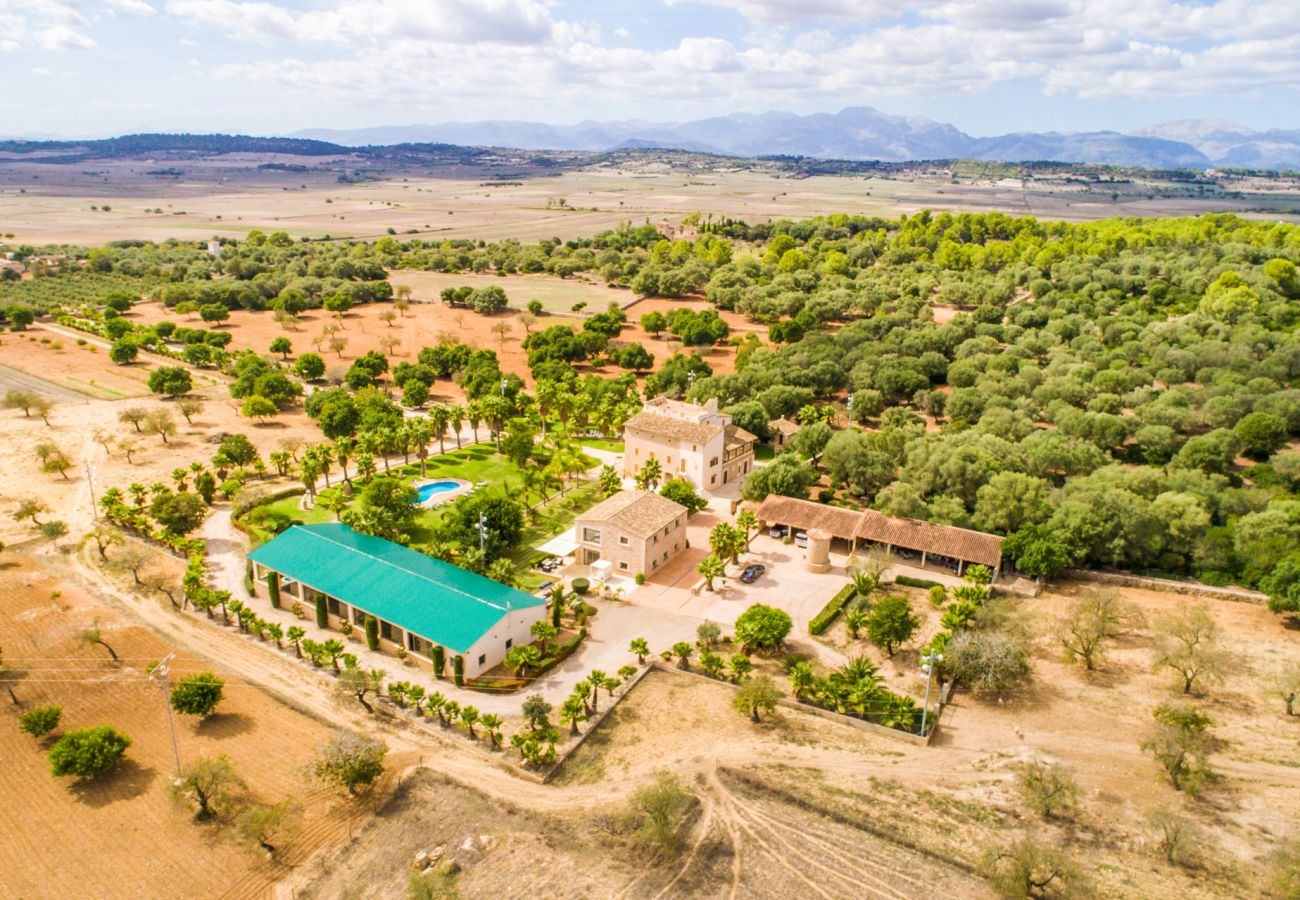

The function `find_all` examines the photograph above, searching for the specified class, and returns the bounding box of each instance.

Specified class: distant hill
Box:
[294,108,1300,170]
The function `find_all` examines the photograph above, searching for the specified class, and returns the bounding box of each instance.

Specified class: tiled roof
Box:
[624,409,721,445]
[753,495,866,540]
[753,495,1003,568]
[769,417,801,436]
[578,490,687,538]
[248,523,544,653]
[724,424,758,447]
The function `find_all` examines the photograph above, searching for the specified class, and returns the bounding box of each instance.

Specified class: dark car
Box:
[740,564,766,584]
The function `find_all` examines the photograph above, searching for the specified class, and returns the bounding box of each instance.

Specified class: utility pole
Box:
[477,513,488,554]
[846,393,854,427]
[920,650,943,738]
[149,653,182,774]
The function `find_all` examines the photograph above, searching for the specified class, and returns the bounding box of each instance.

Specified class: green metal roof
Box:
[248,523,545,654]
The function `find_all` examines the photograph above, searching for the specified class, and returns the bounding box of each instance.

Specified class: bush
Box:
[634,572,646,585]
[49,726,131,778]
[928,584,947,608]
[19,705,62,738]
[946,630,1030,695]
[531,628,586,678]
[364,615,379,651]
[894,575,942,590]
[734,604,793,651]
[170,672,225,717]
[571,578,589,595]
[809,584,856,635]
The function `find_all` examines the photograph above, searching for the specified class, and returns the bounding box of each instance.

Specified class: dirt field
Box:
[389,268,635,315]
[5,158,1298,248]
[0,550,340,899]
[0,328,321,547]
[128,294,749,395]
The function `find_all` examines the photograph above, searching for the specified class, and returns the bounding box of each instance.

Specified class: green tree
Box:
[19,705,61,739]
[234,799,299,858]
[659,477,706,514]
[292,352,326,380]
[1055,591,1143,671]
[269,337,292,360]
[148,366,193,398]
[626,770,695,858]
[864,594,919,656]
[1151,605,1227,695]
[170,672,225,717]
[241,395,278,421]
[109,339,139,365]
[312,731,388,796]
[150,491,207,535]
[49,726,131,779]
[1141,702,1215,795]
[733,604,792,651]
[171,753,245,820]
[732,674,782,722]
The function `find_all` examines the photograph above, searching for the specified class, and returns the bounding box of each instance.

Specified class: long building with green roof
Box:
[248,523,547,678]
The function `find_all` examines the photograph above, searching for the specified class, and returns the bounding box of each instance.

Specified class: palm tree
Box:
[406,685,427,715]
[430,405,451,455]
[333,438,354,487]
[696,555,725,592]
[427,691,446,724]
[729,654,754,683]
[480,713,504,749]
[586,670,608,712]
[560,696,588,735]
[459,705,480,739]
[844,607,869,639]
[636,457,663,491]
[264,622,284,648]
[597,464,620,497]
[709,522,743,568]
[700,650,725,679]
[407,419,431,476]
[317,487,348,521]
[505,645,542,677]
[442,699,461,728]
[449,406,465,449]
[789,661,815,699]
[287,626,305,657]
[572,679,594,715]
[736,510,758,551]
[466,401,483,445]
[672,642,693,671]
[630,638,649,664]
[321,639,346,673]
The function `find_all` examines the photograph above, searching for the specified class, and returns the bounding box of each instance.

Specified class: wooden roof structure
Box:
[754,495,1003,569]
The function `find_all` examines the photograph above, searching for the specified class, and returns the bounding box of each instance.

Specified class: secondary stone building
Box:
[623,396,756,492]
[248,523,547,679]
[574,490,688,578]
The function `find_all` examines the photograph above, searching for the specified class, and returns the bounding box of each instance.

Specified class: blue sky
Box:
[2,0,1297,138]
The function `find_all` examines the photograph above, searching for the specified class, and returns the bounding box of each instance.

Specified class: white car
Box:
[794,531,808,547]
[769,525,788,538]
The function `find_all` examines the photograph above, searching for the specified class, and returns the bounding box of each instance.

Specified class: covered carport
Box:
[854,510,1003,580]
[754,495,863,554]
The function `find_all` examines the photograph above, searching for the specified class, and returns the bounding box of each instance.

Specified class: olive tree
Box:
[49,726,131,779]
[312,731,388,795]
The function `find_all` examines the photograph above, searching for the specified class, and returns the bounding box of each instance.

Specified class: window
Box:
[710,475,717,485]
[380,620,397,641]
[505,638,513,650]
[619,561,628,570]
[663,551,669,560]
[582,527,602,544]
[408,634,431,657]
[619,536,629,545]
[653,535,659,544]
[651,560,657,570]
[326,597,341,616]
[710,457,719,467]
[674,543,680,551]
[478,654,486,666]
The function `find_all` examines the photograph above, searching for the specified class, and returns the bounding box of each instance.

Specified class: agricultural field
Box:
[4,155,1300,248]
[0,551,340,899]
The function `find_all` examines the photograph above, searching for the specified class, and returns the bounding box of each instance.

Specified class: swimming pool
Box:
[413,480,462,503]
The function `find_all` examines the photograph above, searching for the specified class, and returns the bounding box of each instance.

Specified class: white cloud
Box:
[0,0,97,51]
[107,0,158,15]
[613,26,630,39]
[36,25,98,50]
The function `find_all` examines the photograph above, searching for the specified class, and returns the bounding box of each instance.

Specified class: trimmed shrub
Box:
[809,584,857,635]
[452,655,465,687]
[364,615,380,651]
[432,645,445,678]
[533,628,587,678]
[315,595,328,629]
[267,571,281,609]
[895,575,943,590]
[572,578,590,595]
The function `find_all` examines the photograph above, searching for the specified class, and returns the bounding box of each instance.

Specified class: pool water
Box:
[413,480,461,503]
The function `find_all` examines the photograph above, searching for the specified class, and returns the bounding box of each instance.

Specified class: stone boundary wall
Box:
[1063,569,1268,604]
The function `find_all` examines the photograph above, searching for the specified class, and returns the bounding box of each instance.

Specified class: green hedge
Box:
[534,627,587,677]
[809,585,857,635]
[895,575,943,590]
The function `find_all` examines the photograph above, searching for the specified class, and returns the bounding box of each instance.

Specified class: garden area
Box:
[238,445,604,591]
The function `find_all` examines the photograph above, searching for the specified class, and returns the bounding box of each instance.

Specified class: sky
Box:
[2,0,1298,138]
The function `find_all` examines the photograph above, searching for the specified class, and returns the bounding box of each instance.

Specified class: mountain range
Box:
[293,108,1300,170]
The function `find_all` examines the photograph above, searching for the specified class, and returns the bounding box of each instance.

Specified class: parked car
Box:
[794,531,808,547]
[740,564,766,584]
[769,525,788,538]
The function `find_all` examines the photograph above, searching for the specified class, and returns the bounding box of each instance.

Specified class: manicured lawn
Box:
[580,438,625,454]
[241,447,606,589]
[754,444,776,461]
